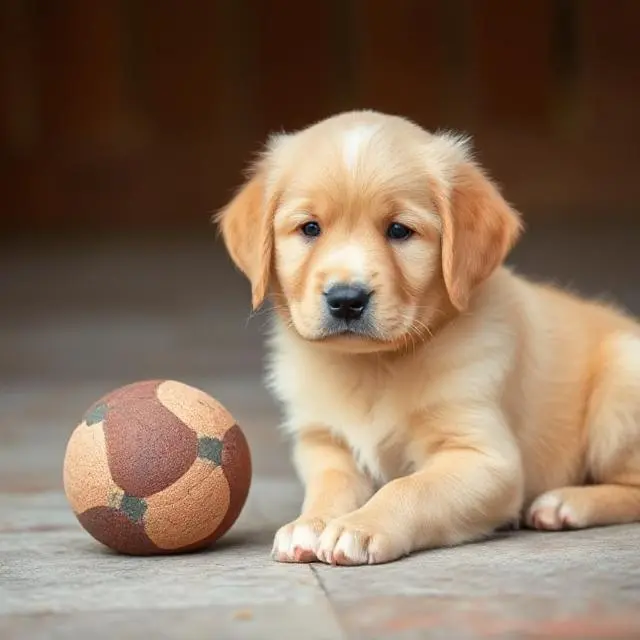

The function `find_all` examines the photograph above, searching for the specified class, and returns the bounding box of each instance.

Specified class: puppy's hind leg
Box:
[527,332,640,531]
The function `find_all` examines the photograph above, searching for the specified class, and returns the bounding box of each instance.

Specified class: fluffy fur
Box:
[217,110,640,565]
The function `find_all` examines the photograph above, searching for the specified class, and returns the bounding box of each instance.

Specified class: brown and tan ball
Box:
[63,379,252,555]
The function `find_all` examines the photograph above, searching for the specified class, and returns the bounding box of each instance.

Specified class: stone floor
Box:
[2,225,640,639]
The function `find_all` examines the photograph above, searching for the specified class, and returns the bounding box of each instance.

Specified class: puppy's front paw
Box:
[526,490,583,531]
[316,513,407,566]
[271,517,327,563]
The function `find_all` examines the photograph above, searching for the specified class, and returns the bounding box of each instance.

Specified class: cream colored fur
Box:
[217,110,640,565]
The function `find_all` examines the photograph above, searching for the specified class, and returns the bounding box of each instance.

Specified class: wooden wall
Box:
[1,0,640,234]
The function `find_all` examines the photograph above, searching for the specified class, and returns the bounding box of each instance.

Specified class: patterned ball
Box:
[63,380,251,555]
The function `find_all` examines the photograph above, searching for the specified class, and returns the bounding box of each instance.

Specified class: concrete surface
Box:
[2,226,640,639]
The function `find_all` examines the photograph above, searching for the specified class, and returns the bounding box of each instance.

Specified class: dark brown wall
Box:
[2,0,640,234]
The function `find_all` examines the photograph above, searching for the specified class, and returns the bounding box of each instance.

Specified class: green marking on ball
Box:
[85,403,108,426]
[198,436,223,466]
[120,494,147,523]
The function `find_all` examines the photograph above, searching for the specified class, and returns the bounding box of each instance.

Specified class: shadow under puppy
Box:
[216,110,640,565]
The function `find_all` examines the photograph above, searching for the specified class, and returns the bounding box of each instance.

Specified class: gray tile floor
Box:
[2,225,640,639]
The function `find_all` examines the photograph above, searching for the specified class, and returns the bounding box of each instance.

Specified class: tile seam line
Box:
[309,563,351,640]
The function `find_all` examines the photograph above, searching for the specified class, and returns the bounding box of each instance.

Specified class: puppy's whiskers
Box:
[244,303,289,329]
[411,317,434,340]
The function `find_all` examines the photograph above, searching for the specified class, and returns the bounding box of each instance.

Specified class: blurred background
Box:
[3,0,640,231]
[2,0,640,490]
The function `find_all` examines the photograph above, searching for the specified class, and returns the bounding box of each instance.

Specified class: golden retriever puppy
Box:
[217,109,640,565]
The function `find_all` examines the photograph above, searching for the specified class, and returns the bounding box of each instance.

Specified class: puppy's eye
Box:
[386,222,413,241]
[300,221,321,238]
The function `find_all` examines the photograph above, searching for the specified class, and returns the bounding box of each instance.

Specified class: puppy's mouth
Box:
[317,318,382,341]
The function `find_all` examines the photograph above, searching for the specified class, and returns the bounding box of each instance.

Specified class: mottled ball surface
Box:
[63,380,252,555]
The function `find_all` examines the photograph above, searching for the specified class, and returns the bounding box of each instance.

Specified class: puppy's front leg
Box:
[317,408,524,565]
[272,427,373,563]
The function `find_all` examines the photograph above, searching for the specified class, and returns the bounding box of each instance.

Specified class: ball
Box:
[63,379,251,555]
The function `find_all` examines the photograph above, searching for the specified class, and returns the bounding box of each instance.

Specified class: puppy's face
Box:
[218,111,522,353]
[271,163,443,351]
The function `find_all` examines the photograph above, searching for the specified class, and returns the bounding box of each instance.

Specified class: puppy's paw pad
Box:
[271,518,326,563]
[527,492,581,531]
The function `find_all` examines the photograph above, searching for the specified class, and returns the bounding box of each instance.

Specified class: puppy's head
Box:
[217,111,522,353]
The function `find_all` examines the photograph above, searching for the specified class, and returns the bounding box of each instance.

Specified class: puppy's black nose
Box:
[325,284,371,321]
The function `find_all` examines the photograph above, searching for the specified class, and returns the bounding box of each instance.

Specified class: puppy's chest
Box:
[334,400,411,485]
[274,358,418,483]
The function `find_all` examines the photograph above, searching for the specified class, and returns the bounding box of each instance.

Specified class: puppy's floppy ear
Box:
[215,168,277,310]
[437,162,523,311]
